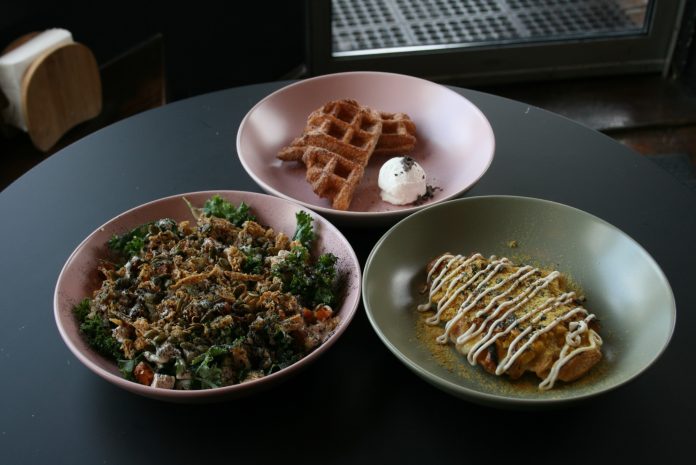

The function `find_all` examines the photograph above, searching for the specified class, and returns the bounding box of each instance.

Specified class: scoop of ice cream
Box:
[378,156,427,205]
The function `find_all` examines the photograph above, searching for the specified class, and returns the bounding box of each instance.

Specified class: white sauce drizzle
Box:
[419,253,602,390]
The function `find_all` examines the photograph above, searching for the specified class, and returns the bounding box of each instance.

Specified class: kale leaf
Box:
[239,245,264,274]
[203,195,255,227]
[312,253,338,307]
[72,298,122,360]
[117,353,145,380]
[268,327,301,374]
[292,211,315,248]
[190,344,232,389]
[72,297,91,321]
[107,223,151,261]
[272,246,338,308]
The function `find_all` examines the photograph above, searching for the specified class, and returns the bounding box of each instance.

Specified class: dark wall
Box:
[674,0,696,90]
[4,1,694,97]
[0,1,306,101]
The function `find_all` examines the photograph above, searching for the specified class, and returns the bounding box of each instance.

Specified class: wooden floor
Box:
[1,35,695,191]
[476,75,696,169]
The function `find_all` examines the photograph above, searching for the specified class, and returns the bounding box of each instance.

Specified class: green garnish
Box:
[277,210,337,306]
[190,344,233,388]
[272,246,338,308]
[117,353,144,380]
[72,298,122,359]
[292,211,315,248]
[202,194,255,226]
[72,297,91,321]
[107,223,151,260]
[312,253,339,307]
[239,245,264,275]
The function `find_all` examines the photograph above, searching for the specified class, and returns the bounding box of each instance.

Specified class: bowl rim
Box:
[235,70,496,219]
[362,194,677,406]
[54,190,362,400]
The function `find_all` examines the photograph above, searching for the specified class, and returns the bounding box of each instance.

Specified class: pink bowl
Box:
[54,191,362,402]
[237,71,495,226]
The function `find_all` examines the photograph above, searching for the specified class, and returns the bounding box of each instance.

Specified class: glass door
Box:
[332,0,652,57]
[306,0,682,83]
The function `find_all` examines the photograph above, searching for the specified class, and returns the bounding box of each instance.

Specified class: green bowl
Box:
[362,196,676,408]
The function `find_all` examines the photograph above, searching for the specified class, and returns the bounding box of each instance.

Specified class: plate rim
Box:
[235,71,496,219]
[362,194,677,406]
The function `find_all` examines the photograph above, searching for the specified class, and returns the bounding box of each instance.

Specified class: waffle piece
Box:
[302,146,366,211]
[278,99,383,210]
[279,107,417,160]
[374,111,417,156]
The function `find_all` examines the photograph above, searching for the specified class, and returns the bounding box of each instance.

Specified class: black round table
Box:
[1,81,694,465]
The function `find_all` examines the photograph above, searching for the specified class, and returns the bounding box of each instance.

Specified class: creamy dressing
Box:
[538,317,602,390]
[420,253,602,390]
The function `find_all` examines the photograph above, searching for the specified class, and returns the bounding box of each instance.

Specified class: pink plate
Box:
[54,191,361,403]
[237,71,495,226]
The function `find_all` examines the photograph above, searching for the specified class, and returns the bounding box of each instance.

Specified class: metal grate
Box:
[332,0,645,55]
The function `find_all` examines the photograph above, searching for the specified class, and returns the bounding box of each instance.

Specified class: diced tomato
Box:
[315,306,332,322]
[302,308,315,323]
[134,361,154,386]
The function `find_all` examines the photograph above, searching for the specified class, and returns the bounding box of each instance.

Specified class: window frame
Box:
[305,0,687,83]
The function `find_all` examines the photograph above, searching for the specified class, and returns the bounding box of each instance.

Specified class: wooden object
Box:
[1,35,165,190]
[20,42,102,151]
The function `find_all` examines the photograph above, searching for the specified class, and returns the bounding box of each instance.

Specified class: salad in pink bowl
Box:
[54,191,361,402]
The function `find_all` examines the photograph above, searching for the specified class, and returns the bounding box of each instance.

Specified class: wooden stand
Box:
[1,34,102,152]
